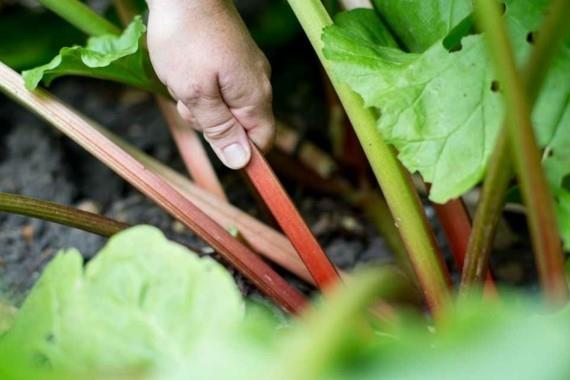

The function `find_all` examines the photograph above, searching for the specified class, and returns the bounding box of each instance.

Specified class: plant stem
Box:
[349,191,415,278]
[36,0,120,36]
[156,94,227,201]
[0,62,307,314]
[286,0,451,316]
[461,131,512,288]
[0,193,129,237]
[245,146,341,290]
[95,122,317,284]
[470,0,568,304]
[113,0,146,25]
[432,196,497,295]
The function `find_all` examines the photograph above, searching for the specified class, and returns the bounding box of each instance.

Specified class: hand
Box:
[146,0,275,169]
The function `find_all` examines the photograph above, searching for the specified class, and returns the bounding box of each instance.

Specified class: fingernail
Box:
[222,143,249,169]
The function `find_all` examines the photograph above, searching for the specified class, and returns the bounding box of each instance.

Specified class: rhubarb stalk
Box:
[285,0,451,317]
[471,0,568,304]
[245,145,340,290]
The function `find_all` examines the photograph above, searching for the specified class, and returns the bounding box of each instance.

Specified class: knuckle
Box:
[259,78,273,101]
[180,83,204,105]
[204,119,237,140]
[261,57,272,77]
[253,51,271,72]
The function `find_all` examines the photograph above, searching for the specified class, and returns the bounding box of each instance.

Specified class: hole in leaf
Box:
[449,43,463,52]
[500,2,507,14]
[491,80,501,92]
[562,174,570,191]
[443,14,476,52]
[526,32,536,44]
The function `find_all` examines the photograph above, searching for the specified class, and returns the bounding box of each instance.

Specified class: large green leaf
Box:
[323,1,570,245]
[0,226,249,379]
[22,16,164,95]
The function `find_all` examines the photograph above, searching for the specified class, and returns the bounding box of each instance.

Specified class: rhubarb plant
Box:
[323,0,570,247]
[16,0,341,294]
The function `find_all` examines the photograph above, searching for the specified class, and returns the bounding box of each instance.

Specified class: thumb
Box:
[177,99,252,170]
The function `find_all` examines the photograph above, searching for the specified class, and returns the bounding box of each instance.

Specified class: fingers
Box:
[175,85,251,169]
[169,58,274,169]
[222,74,276,153]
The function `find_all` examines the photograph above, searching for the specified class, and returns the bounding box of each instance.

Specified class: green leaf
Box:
[322,0,570,219]
[371,0,472,52]
[325,299,570,380]
[544,113,570,250]
[0,8,83,70]
[22,16,164,95]
[0,225,247,379]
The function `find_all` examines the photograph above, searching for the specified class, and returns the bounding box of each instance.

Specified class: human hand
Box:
[146,0,275,169]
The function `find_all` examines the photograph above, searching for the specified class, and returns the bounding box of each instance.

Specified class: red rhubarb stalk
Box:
[245,145,340,290]
[95,124,317,284]
[157,97,227,200]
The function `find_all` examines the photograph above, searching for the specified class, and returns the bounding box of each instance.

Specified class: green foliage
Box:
[249,1,301,49]
[327,300,570,380]
[22,16,164,95]
[372,0,471,52]
[0,8,83,70]
[0,226,251,379]
[0,227,569,379]
[323,1,570,246]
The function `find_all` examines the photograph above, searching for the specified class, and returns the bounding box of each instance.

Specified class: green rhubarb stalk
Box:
[36,0,120,36]
[470,0,569,304]
[461,130,512,288]
[463,0,570,294]
[285,0,451,316]
[0,192,128,237]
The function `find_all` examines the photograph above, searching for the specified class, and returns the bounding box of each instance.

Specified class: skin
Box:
[146,0,275,169]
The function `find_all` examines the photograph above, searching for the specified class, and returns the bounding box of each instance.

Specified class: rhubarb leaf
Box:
[323,1,570,209]
[544,108,570,250]
[22,16,164,95]
[371,0,472,52]
[0,226,249,378]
